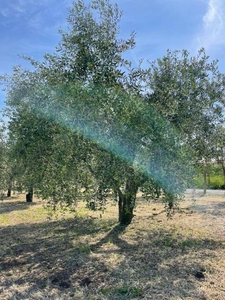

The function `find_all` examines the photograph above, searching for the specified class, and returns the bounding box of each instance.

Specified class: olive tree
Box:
[144,49,225,193]
[3,0,218,224]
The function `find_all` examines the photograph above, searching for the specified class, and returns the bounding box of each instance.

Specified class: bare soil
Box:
[0,193,224,299]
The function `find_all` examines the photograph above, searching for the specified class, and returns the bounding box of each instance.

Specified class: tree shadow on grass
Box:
[188,202,225,217]
[0,200,38,214]
[91,223,128,251]
[0,215,224,299]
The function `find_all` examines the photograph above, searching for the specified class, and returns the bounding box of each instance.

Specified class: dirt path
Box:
[186,189,225,195]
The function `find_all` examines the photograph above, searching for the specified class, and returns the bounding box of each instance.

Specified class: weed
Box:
[181,238,197,249]
[75,243,91,254]
[100,286,143,298]
[0,214,9,224]
[100,288,111,295]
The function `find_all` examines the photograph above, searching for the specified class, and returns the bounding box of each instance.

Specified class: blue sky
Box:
[1,0,225,108]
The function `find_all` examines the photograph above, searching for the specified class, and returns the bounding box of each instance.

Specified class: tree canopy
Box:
[1,0,225,224]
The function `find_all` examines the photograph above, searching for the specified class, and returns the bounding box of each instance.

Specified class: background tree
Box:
[0,121,8,197]
[144,49,225,193]
[209,125,225,188]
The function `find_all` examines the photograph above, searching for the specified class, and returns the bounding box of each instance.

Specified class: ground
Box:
[0,192,224,299]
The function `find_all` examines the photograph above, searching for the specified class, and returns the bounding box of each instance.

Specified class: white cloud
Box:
[196,0,225,50]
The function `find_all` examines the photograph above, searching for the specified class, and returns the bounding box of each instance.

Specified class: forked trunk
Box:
[118,179,138,225]
[26,188,33,202]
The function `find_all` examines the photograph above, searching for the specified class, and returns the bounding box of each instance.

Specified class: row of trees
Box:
[1,0,225,224]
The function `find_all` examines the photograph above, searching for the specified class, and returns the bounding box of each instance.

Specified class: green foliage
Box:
[180,238,198,249]
[192,176,204,189]
[1,0,225,224]
[193,164,225,189]
[0,121,14,195]
[146,49,225,172]
[195,175,224,190]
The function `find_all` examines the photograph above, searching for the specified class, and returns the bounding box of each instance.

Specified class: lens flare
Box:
[25,82,193,195]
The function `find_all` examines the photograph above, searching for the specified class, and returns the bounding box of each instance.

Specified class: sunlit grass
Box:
[0,193,224,299]
[0,214,9,224]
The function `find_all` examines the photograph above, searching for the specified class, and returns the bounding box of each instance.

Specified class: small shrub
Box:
[193,174,225,189]
[208,175,224,189]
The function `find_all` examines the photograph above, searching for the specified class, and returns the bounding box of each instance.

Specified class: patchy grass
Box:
[0,193,224,299]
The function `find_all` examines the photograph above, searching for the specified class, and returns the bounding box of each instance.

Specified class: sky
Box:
[1,0,225,109]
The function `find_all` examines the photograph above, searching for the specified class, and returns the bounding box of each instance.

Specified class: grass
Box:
[0,192,224,299]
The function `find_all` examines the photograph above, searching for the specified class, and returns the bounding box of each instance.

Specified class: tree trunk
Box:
[7,180,13,197]
[26,188,33,202]
[219,146,225,188]
[7,188,11,198]
[118,179,138,225]
[203,166,207,195]
[207,169,211,186]
[155,184,161,199]
[222,165,225,188]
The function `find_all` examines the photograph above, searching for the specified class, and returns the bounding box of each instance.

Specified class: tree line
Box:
[1,0,225,225]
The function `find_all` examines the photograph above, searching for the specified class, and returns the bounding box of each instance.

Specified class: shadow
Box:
[0,214,224,299]
[188,202,225,217]
[0,200,37,214]
[91,224,128,252]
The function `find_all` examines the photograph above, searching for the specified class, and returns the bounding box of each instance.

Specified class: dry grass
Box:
[0,192,224,299]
